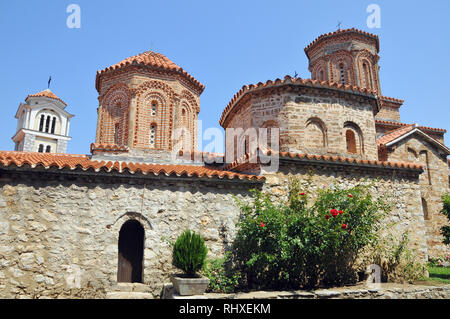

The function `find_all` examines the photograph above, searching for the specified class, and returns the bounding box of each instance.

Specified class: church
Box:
[0,28,449,298]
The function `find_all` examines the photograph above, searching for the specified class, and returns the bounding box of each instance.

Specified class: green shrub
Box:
[441,194,450,245]
[172,230,208,277]
[361,233,426,283]
[202,253,241,293]
[231,179,390,290]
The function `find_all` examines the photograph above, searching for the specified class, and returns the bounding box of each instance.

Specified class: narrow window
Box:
[346,130,357,154]
[422,198,430,220]
[151,101,157,116]
[39,115,45,132]
[51,117,56,134]
[45,145,51,153]
[38,144,44,153]
[45,115,50,133]
[363,63,372,89]
[319,70,324,81]
[114,123,120,145]
[150,124,156,148]
[339,64,346,84]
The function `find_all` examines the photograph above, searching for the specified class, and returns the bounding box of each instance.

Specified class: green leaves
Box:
[172,230,208,277]
[230,179,390,290]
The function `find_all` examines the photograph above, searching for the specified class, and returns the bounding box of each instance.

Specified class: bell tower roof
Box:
[26,89,67,107]
[95,50,205,93]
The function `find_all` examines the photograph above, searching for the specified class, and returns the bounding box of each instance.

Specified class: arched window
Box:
[150,124,156,148]
[339,63,346,84]
[45,115,51,133]
[305,118,327,149]
[346,130,357,154]
[38,144,44,153]
[362,63,372,90]
[51,117,56,134]
[39,115,45,132]
[45,145,51,153]
[422,198,430,220]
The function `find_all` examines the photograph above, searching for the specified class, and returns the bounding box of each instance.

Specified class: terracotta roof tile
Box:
[90,143,129,153]
[224,148,423,171]
[304,28,380,56]
[375,119,447,133]
[377,125,450,154]
[26,89,67,106]
[220,75,377,127]
[377,125,415,146]
[0,151,263,182]
[96,51,204,93]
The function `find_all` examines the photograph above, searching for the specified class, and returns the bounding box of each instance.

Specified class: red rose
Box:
[300,193,306,196]
[325,215,330,220]
[348,194,353,198]
[342,224,347,230]
[260,222,265,228]
[338,210,343,215]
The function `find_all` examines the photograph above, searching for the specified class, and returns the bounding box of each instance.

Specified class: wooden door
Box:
[117,220,144,283]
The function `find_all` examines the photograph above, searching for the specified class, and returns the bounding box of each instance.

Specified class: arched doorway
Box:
[118,220,144,283]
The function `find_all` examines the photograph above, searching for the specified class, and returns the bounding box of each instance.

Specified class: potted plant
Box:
[170,229,210,296]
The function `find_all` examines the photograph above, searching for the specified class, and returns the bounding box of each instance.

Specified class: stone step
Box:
[106,292,154,299]
[109,283,152,293]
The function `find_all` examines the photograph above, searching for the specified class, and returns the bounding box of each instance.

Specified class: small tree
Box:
[441,194,450,245]
[172,230,208,277]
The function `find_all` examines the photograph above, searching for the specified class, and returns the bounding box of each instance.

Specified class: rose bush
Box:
[230,178,390,290]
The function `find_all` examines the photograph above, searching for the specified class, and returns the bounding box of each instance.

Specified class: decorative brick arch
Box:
[180,89,199,113]
[261,120,280,149]
[356,50,379,92]
[99,83,130,145]
[311,58,328,82]
[305,117,328,149]
[330,51,355,85]
[135,80,176,149]
[343,121,364,155]
[140,92,167,149]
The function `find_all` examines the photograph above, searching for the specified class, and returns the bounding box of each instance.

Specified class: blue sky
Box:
[1,0,449,154]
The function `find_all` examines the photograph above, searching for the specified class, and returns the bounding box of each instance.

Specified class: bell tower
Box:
[12,89,73,153]
[305,28,382,94]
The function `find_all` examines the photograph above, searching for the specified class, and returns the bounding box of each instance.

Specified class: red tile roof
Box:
[377,125,415,146]
[96,51,204,93]
[90,143,129,154]
[375,119,447,133]
[304,28,380,57]
[224,148,423,171]
[26,89,67,106]
[0,151,263,181]
[220,75,377,127]
[377,125,450,154]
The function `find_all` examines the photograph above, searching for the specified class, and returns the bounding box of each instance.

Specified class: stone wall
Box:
[0,171,259,298]
[385,135,450,258]
[167,283,450,299]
